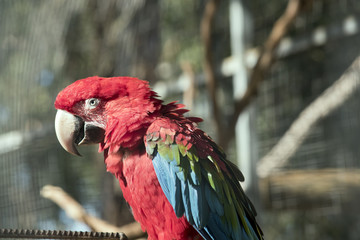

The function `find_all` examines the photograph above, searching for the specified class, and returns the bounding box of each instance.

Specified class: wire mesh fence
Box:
[253,0,360,239]
[1,0,360,239]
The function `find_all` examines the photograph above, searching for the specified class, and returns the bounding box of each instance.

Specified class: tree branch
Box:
[201,0,222,139]
[257,56,360,178]
[40,185,146,240]
[222,0,305,148]
[181,62,196,111]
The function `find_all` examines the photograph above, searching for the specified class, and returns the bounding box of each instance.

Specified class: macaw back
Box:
[104,102,262,240]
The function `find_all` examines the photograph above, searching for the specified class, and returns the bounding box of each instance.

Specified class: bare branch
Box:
[40,185,145,240]
[257,56,360,178]
[223,0,304,148]
[181,62,196,111]
[201,0,221,139]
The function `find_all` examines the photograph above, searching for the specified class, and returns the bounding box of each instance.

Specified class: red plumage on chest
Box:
[105,149,200,240]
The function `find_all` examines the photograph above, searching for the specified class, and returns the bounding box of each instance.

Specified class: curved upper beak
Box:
[55,110,105,156]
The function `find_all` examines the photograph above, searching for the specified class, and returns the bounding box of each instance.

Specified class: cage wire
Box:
[255,0,360,172]
[0,0,161,233]
[1,0,360,239]
[0,0,111,231]
[252,0,360,239]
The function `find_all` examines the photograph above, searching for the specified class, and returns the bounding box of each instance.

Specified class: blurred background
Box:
[1,0,360,239]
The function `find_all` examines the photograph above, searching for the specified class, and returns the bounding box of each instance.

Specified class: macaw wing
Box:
[145,118,263,240]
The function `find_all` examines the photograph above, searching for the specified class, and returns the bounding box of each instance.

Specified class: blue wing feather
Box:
[152,151,233,239]
[152,154,184,217]
[188,181,209,228]
[204,183,224,217]
[170,162,185,216]
[180,177,193,224]
[146,119,263,240]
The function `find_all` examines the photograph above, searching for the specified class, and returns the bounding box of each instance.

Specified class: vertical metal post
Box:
[229,0,254,191]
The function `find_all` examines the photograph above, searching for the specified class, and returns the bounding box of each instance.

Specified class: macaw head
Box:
[54,76,162,156]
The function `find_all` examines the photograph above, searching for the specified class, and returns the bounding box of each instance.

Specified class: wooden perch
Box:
[259,168,360,210]
[40,185,145,240]
[257,56,360,178]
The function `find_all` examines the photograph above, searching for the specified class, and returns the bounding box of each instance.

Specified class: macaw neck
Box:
[102,99,192,156]
[103,145,146,180]
[103,101,162,153]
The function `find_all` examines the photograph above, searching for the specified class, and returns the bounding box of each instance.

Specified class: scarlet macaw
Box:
[54,76,263,240]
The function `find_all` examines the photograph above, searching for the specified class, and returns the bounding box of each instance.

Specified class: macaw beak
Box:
[55,110,105,156]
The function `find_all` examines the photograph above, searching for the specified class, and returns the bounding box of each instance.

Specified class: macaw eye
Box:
[86,98,100,109]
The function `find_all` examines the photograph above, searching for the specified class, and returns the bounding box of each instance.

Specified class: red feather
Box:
[55,76,210,239]
[105,149,199,240]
